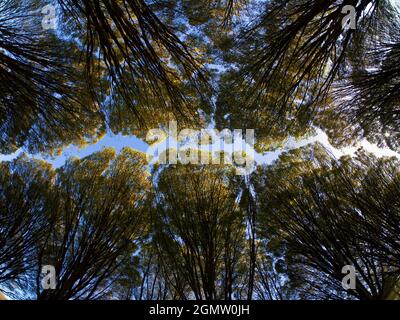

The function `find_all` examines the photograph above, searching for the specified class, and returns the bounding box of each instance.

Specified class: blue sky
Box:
[1,127,399,171]
[0,133,148,168]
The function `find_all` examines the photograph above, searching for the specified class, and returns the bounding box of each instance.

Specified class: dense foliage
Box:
[1,0,400,300]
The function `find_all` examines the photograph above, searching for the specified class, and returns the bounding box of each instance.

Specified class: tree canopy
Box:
[1,0,400,300]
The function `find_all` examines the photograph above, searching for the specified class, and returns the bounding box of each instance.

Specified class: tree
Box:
[0,0,106,155]
[57,0,210,122]
[0,148,151,299]
[0,156,54,298]
[33,148,151,300]
[253,144,400,299]
[335,23,400,150]
[149,164,248,300]
[0,0,215,155]
[215,0,400,152]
